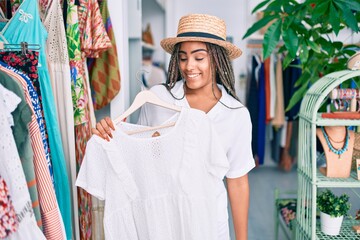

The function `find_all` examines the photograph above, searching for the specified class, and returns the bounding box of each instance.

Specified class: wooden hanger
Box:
[114,90,182,135]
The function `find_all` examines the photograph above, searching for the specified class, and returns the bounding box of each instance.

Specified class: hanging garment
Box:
[0,70,42,228]
[137,82,255,239]
[247,56,260,158]
[87,0,120,110]
[283,58,302,120]
[1,0,70,238]
[0,83,46,240]
[0,175,18,238]
[264,57,271,123]
[0,1,71,238]
[271,54,285,129]
[66,0,89,125]
[0,64,65,239]
[42,0,75,238]
[77,0,111,58]
[0,51,54,184]
[65,1,92,239]
[257,62,266,165]
[76,107,229,240]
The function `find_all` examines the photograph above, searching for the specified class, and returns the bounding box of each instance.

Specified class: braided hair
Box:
[164,42,242,107]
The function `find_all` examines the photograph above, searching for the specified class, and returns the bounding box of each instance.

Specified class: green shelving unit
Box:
[296,70,360,239]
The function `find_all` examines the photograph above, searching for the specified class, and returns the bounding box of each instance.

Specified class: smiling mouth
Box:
[186,73,200,79]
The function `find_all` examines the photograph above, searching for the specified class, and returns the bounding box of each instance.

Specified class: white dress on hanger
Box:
[0,83,46,240]
[76,107,230,240]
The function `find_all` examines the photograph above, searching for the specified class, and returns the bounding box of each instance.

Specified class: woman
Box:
[92,14,255,240]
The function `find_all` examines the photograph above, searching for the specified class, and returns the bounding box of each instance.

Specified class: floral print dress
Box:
[66,1,93,239]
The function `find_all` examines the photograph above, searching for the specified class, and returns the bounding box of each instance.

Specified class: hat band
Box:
[177,32,225,41]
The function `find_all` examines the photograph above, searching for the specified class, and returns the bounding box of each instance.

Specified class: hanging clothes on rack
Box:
[0,0,71,238]
[87,0,121,110]
[0,63,65,239]
[0,51,54,185]
[0,83,46,239]
[0,67,42,229]
[41,0,75,238]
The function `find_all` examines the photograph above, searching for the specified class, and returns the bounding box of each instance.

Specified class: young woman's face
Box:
[178,41,213,91]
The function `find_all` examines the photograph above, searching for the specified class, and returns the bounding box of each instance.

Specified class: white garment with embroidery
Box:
[76,107,229,240]
[0,83,46,240]
[138,82,255,239]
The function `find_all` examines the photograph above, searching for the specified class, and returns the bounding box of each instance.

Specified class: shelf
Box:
[298,112,360,125]
[315,113,360,126]
[316,218,360,239]
[315,170,360,188]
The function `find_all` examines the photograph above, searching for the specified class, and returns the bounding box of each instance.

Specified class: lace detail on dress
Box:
[43,0,69,64]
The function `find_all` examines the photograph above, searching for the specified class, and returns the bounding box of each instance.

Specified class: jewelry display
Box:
[321,126,349,160]
[316,126,354,178]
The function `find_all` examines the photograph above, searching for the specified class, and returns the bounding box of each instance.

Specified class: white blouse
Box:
[76,107,229,240]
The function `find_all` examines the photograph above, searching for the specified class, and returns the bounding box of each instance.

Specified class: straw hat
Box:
[160,14,242,60]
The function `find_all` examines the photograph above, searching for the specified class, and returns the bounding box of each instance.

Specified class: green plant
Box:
[243,0,360,111]
[317,189,351,217]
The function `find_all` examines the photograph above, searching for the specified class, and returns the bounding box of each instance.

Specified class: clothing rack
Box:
[0,42,41,55]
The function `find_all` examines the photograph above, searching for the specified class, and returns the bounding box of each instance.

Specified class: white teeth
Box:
[187,74,200,78]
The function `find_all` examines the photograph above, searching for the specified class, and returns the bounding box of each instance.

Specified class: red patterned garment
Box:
[77,0,111,58]
[0,176,18,238]
[87,0,121,110]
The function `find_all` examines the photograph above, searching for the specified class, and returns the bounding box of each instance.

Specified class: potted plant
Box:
[243,0,360,111]
[316,189,351,235]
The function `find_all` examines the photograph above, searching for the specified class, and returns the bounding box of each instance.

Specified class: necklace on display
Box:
[321,126,349,160]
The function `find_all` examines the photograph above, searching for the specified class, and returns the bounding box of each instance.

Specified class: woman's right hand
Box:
[91,117,115,141]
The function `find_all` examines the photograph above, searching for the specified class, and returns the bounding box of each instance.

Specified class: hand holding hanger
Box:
[113,90,182,135]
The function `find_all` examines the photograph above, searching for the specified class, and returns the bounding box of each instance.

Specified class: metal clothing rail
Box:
[0,41,41,55]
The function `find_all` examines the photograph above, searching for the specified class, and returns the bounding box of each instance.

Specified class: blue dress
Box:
[0,0,72,238]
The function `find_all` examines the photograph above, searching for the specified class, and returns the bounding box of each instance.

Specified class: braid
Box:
[166,44,182,88]
[206,43,240,101]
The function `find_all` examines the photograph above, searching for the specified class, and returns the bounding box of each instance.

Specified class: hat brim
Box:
[160,36,242,60]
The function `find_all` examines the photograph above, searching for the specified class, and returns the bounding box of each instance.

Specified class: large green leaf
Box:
[265,0,283,12]
[251,0,271,14]
[334,1,359,32]
[336,0,360,11]
[329,3,340,35]
[283,27,299,58]
[282,15,296,30]
[263,19,282,59]
[283,53,294,69]
[312,0,330,20]
[286,79,309,112]
[317,37,333,55]
[242,14,278,39]
[294,70,311,87]
[307,39,321,53]
[299,44,309,65]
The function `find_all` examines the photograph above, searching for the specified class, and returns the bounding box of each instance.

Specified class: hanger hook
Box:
[136,69,150,89]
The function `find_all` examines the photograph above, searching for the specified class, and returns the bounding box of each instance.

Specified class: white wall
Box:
[142,0,166,65]
[107,0,130,119]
